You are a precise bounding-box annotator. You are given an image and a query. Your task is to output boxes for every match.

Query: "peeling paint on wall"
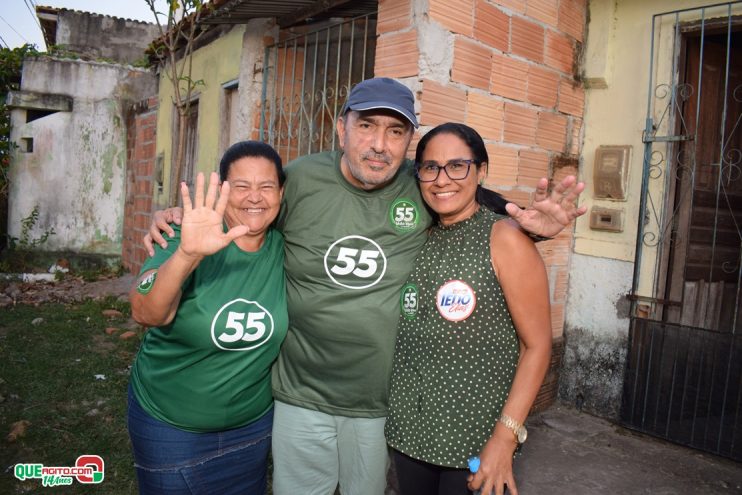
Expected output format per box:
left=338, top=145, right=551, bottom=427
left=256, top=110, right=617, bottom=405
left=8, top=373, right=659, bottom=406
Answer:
left=7, top=57, right=156, bottom=254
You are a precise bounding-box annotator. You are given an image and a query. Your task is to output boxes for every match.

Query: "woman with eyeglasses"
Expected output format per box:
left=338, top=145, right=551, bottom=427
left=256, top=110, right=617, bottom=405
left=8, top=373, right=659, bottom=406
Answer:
left=384, top=123, right=552, bottom=495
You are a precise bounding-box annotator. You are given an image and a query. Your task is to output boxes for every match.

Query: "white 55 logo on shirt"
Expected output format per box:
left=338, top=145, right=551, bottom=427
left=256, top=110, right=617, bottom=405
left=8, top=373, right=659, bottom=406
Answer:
left=211, top=299, right=274, bottom=351
left=324, top=235, right=388, bottom=290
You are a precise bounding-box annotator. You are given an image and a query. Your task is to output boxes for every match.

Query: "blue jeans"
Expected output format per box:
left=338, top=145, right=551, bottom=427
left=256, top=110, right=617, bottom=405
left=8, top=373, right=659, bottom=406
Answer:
left=127, top=386, right=272, bottom=495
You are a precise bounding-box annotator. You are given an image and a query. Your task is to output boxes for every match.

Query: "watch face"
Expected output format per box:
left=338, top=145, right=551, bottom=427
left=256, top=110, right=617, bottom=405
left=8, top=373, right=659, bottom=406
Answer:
left=517, top=427, right=528, bottom=444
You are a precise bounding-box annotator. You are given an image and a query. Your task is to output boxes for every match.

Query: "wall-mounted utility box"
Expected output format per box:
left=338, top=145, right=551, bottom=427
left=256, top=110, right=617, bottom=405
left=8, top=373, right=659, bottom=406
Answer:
left=589, top=206, right=623, bottom=232
left=594, top=145, right=631, bottom=200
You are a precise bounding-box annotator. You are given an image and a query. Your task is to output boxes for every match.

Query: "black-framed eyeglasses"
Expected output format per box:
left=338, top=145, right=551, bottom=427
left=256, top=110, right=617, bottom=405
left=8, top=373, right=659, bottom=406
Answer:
left=415, top=159, right=476, bottom=182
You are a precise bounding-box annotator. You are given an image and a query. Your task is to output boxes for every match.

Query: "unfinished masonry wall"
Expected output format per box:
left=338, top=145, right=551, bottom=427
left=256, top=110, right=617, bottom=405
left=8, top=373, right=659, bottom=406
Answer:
left=376, top=0, right=587, bottom=410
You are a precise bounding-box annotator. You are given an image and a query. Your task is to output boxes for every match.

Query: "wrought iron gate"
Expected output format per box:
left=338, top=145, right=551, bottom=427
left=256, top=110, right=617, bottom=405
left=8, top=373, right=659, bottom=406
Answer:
left=260, top=14, right=376, bottom=162
left=622, top=2, right=742, bottom=461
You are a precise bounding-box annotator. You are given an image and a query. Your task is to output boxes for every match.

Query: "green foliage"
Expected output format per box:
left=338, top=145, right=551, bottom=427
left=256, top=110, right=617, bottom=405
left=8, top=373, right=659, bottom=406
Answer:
left=1, top=206, right=56, bottom=272
left=0, top=44, right=39, bottom=198
left=7, top=205, right=56, bottom=251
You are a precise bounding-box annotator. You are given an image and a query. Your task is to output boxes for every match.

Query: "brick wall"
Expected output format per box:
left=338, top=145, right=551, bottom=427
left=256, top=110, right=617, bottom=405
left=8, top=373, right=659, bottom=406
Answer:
left=122, top=97, right=159, bottom=276
left=377, top=0, right=587, bottom=410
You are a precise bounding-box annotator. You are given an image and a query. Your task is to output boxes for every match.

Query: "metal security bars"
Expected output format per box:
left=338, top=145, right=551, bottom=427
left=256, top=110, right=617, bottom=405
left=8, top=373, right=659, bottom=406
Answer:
left=260, top=14, right=376, bottom=162
left=622, top=2, right=742, bottom=461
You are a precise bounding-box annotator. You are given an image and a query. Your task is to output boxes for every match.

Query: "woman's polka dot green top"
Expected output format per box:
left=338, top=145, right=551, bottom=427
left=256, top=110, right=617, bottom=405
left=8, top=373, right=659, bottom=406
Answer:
left=385, top=207, right=520, bottom=468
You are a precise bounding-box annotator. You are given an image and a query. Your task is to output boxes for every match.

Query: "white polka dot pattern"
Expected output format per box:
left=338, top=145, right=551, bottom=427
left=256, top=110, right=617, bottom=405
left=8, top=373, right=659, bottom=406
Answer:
left=385, top=208, right=520, bottom=468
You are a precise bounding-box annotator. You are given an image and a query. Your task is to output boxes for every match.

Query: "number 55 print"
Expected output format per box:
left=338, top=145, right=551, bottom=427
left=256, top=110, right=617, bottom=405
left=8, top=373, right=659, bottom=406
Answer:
left=211, top=299, right=275, bottom=350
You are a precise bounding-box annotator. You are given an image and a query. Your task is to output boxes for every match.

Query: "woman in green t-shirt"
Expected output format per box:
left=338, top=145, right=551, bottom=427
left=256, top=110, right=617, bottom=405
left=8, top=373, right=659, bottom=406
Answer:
left=385, top=123, right=552, bottom=495
left=127, top=141, right=289, bottom=495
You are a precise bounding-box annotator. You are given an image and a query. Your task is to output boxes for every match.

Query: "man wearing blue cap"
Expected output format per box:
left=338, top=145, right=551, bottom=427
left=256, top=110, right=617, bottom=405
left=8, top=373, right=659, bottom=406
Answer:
left=145, top=77, right=584, bottom=494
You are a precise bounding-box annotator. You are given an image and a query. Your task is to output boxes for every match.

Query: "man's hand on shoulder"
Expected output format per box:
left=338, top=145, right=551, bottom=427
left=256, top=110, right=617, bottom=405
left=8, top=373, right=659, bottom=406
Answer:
left=144, top=207, right=184, bottom=256
left=505, top=176, right=587, bottom=239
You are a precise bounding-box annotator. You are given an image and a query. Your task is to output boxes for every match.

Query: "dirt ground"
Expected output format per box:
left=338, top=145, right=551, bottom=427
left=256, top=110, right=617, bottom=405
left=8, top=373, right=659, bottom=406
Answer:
left=0, top=273, right=135, bottom=306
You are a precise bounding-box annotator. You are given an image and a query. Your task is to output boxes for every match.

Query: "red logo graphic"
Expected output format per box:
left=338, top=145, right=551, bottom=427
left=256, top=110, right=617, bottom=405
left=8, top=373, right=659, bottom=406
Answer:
left=75, top=455, right=104, bottom=484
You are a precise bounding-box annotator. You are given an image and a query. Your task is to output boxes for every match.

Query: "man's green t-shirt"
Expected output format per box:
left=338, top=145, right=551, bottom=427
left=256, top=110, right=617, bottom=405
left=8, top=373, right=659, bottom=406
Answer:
left=130, top=226, right=288, bottom=432
left=271, top=150, right=433, bottom=417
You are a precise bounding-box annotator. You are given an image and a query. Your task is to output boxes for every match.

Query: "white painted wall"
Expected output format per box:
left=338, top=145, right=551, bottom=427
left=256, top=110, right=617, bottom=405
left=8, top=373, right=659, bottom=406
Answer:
left=8, top=57, right=155, bottom=254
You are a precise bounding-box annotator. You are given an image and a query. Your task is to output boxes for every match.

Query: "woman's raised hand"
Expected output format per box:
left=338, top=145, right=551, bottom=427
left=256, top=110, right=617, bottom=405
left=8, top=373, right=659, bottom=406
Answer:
left=178, top=172, right=249, bottom=259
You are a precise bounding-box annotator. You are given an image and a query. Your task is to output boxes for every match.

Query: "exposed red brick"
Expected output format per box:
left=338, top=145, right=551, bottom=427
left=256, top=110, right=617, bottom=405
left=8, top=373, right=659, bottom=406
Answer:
left=558, top=78, right=585, bottom=116
left=420, top=79, right=467, bottom=126
left=552, top=266, right=569, bottom=304
left=124, top=99, right=158, bottom=275
left=491, top=52, right=528, bottom=102
left=549, top=299, right=566, bottom=335
left=537, top=239, right=570, bottom=266
left=545, top=30, right=574, bottom=74
left=503, top=103, right=538, bottom=146
left=558, top=0, right=586, bottom=42
left=452, top=37, right=492, bottom=90
left=493, top=0, right=526, bottom=14
left=485, top=143, right=518, bottom=186
left=377, top=0, right=412, bottom=34
left=407, top=131, right=423, bottom=160
left=375, top=30, right=419, bottom=78
left=526, top=0, right=559, bottom=27
left=474, top=0, right=509, bottom=52
left=492, top=187, right=530, bottom=207
left=536, top=111, right=568, bottom=152
left=430, top=0, right=475, bottom=36
left=527, top=65, right=559, bottom=108
left=466, top=91, right=504, bottom=140
left=518, top=149, right=549, bottom=187
left=511, top=16, right=544, bottom=63
left=552, top=157, right=578, bottom=180
left=569, top=117, right=583, bottom=155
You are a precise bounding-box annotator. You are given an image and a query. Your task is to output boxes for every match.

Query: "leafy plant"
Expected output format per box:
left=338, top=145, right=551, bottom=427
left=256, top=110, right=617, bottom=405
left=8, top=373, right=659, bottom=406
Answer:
left=7, top=205, right=56, bottom=250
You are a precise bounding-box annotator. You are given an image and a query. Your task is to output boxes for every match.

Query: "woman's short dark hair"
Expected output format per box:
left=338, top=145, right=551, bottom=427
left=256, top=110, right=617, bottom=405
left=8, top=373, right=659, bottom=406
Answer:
left=219, top=141, right=286, bottom=186
left=414, top=122, right=508, bottom=214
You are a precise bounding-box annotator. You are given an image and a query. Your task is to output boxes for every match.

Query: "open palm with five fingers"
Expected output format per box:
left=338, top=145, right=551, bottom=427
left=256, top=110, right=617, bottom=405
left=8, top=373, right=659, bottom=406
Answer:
left=504, top=175, right=587, bottom=238
left=178, top=172, right=249, bottom=259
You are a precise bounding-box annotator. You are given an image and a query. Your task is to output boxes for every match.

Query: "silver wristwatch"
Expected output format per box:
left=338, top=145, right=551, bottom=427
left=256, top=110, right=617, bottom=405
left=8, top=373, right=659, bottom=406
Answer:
left=499, top=414, right=528, bottom=444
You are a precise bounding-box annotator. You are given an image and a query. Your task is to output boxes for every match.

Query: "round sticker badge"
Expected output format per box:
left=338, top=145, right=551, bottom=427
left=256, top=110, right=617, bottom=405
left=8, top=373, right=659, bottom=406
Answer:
left=436, top=280, right=476, bottom=322
left=389, top=198, right=419, bottom=232
left=136, top=271, right=157, bottom=294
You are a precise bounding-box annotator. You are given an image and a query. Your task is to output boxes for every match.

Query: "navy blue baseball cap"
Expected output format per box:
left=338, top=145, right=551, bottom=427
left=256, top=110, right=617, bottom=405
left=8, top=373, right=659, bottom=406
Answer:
left=341, top=77, right=418, bottom=128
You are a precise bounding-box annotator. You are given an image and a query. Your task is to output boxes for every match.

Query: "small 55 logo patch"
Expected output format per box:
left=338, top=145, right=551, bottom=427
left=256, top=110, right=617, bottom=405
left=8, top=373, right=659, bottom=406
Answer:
left=400, top=284, right=419, bottom=319
left=389, top=199, right=419, bottom=232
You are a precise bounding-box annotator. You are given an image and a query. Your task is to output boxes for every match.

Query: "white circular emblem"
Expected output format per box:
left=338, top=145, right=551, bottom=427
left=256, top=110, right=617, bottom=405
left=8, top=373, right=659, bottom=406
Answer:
left=211, top=298, right=274, bottom=351
left=324, top=235, right=387, bottom=290
left=435, top=280, right=476, bottom=322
